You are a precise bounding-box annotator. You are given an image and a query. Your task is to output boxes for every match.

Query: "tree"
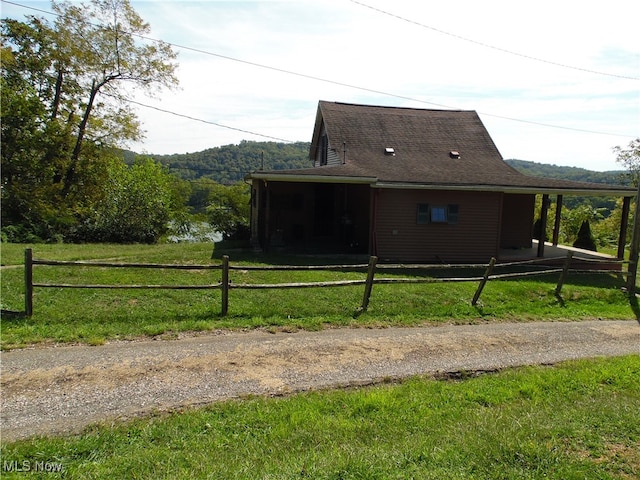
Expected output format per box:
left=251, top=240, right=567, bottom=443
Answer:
left=573, top=220, right=597, bottom=251
left=187, top=178, right=220, bottom=215
left=589, top=195, right=639, bottom=250
left=206, top=183, right=251, bottom=240
left=1, top=0, right=178, bottom=241
left=73, top=157, right=188, bottom=243
left=563, top=203, right=605, bottom=244
left=615, top=138, right=640, bottom=294
left=51, top=0, right=178, bottom=195
left=614, top=138, right=640, bottom=185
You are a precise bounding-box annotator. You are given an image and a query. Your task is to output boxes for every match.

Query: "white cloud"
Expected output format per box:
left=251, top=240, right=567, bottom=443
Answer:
left=3, top=0, right=638, bottom=170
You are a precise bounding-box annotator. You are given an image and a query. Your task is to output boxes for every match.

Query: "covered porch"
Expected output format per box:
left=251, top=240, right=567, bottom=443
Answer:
left=513, top=191, right=635, bottom=270
left=248, top=174, right=636, bottom=265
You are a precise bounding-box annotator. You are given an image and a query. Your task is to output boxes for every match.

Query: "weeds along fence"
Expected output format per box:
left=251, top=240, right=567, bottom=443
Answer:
left=23, top=248, right=628, bottom=317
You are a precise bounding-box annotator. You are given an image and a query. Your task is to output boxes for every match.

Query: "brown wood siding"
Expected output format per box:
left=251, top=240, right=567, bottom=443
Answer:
left=250, top=180, right=262, bottom=248
left=313, top=124, right=343, bottom=167
left=313, top=124, right=327, bottom=167
left=327, top=148, right=341, bottom=166
left=500, top=193, right=535, bottom=249
left=374, top=189, right=502, bottom=263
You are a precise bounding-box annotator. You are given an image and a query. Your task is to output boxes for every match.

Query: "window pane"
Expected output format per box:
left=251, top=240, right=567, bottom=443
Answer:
left=448, top=204, right=459, bottom=224
left=417, top=203, right=429, bottom=224
left=431, top=206, right=447, bottom=223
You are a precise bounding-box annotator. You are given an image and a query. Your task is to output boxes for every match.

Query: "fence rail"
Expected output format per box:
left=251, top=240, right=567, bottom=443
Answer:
left=23, top=248, right=628, bottom=317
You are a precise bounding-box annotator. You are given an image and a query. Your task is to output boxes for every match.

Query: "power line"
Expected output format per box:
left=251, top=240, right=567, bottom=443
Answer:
left=7, top=0, right=636, bottom=82
left=126, top=99, right=297, bottom=143
left=2, top=0, right=636, bottom=140
left=349, top=0, right=640, bottom=81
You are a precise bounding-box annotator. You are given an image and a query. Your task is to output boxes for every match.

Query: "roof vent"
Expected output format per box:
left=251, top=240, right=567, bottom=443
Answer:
left=449, top=150, right=460, bottom=159
left=384, top=147, right=395, bottom=156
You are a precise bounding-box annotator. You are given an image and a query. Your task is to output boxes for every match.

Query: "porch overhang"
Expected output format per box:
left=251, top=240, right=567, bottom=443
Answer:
left=247, top=174, right=635, bottom=197
left=373, top=181, right=636, bottom=197
left=246, top=172, right=377, bottom=185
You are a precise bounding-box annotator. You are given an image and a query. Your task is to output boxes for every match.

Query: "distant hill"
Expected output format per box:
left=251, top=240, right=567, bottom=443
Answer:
left=149, top=141, right=311, bottom=184
left=505, top=159, right=631, bottom=213
left=505, top=159, right=630, bottom=186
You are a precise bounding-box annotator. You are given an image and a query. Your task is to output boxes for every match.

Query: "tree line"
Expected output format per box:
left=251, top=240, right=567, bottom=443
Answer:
left=149, top=140, right=311, bottom=184
left=505, top=159, right=629, bottom=185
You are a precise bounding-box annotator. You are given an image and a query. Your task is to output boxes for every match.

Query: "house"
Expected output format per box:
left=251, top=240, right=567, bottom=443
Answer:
left=246, top=101, right=636, bottom=263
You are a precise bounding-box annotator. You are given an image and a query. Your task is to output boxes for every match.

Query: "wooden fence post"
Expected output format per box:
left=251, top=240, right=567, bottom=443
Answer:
left=472, top=257, right=496, bottom=306
left=25, top=248, right=33, bottom=316
left=555, top=250, right=573, bottom=296
left=221, top=255, right=230, bottom=316
left=359, top=255, right=378, bottom=313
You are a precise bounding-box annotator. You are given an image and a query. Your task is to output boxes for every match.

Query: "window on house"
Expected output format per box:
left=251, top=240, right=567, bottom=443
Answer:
left=447, top=204, right=459, bottom=224
left=431, top=206, right=447, bottom=223
left=320, top=134, right=328, bottom=166
left=416, top=203, right=429, bottom=224
left=416, top=203, right=459, bottom=224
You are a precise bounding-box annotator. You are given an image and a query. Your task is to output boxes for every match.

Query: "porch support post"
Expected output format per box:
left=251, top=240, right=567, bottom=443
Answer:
left=627, top=185, right=640, bottom=296
left=264, top=183, right=271, bottom=253
left=25, top=248, right=33, bottom=316
left=369, top=189, right=379, bottom=256
left=552, top=194, right=563, bottom=246
left=250, top=182, right=260, bottom=251
left=617, top=196, right=631, bottom=260
left=537, top=194, right=550, bottom=258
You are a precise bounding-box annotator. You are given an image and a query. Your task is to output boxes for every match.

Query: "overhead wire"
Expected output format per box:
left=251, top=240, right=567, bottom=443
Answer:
left=125, top=98, right=297, bottom=143
left=1, top=0, right=636, bottom=142
left=348, top=0, right=640, bottom=81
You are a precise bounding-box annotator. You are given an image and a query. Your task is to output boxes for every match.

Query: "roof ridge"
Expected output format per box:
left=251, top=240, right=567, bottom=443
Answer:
left=321, top=100, right=474, bottom=114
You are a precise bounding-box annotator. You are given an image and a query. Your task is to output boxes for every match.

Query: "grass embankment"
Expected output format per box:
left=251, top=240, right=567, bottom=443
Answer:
left=1, top=242, right=636, bottom=348
left=1, top=356, right=638, bottom=479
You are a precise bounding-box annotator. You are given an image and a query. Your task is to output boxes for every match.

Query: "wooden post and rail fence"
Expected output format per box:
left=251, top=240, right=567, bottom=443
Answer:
left=23, top=248, right=628, bottom=317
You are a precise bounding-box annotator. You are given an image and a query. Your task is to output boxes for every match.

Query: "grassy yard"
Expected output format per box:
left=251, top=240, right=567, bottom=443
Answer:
left=1, top=242, right=637, bottom=349
left=1, top=355, right=638, bottom=479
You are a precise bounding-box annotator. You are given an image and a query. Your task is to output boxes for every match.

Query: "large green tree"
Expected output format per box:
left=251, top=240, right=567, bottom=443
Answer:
left=1, top=0, right=178, bottom=241
left=206, top=183, right=251, bottom=240
left=74, top=157, right=187, bottom=243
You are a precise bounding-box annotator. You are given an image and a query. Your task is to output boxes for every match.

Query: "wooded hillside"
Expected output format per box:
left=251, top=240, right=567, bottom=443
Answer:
left=144, top=141, right=630, bottom=186
left=505, top=159, right=629, bottom=185
left=150, top=141, right=311, bottom=183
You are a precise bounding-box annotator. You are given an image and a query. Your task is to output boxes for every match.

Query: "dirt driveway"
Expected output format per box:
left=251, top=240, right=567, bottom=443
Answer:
left=1, top=320, right=639, bottom=442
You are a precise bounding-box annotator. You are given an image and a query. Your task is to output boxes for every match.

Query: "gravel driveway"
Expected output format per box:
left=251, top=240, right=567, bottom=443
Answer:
left=1, top=320, right=639, bottom=442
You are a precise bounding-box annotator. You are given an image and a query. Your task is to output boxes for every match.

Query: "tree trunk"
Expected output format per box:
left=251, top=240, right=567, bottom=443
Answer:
left=50, top=67, right=63, bottom=121
left=61, top=79, right=99, bottom=196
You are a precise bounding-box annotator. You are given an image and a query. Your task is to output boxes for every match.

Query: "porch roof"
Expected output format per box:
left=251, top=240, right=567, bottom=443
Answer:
left=248, top=168, right=636, bottom=196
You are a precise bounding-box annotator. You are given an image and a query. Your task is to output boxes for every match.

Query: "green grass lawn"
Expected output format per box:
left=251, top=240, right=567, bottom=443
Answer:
left=1, top=242, right=637, bottom=348
left=2, top=244, right=638, bottom=478
left=1, top=355, right=638, bottom=479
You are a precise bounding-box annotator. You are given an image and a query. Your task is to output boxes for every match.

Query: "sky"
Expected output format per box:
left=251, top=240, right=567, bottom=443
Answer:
left=2, top=0, right=639, bottom=171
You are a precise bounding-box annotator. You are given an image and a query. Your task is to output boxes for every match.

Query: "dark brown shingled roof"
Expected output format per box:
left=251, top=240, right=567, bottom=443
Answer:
left=249, top=101, right=634, bottom=195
